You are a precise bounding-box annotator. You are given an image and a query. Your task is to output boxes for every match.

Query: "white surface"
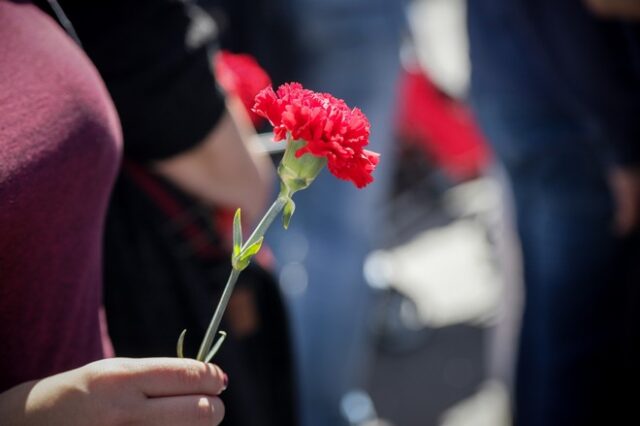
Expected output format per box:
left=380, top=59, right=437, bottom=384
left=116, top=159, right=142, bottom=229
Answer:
left=251, top=132, right=286, bottom=154
left=383, top=218, right=500, bottom=327
left=407, top=0, right=470, bottom=98
left=439, top=380, right=511, bottom=426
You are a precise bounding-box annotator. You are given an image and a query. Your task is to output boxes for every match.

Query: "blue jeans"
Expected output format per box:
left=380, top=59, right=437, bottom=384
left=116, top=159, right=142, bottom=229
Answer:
left=472, top=95, right=634, bottom=425
left=267, top=2, right=403, bottom=425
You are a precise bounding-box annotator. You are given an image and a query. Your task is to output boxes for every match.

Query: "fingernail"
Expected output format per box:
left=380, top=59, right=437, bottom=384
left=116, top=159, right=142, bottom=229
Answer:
left=222, top=372, right=228, bottom=391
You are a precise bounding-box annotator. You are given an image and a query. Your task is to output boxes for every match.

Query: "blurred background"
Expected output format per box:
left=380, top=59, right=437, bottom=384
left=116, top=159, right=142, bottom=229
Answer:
left=252, top=0, right=515, bottom=424
left=211, top=0, right=517, bottom=424
left=57, top=0, right=638, bottom=424
left=354, top=1, right=512, bottom=424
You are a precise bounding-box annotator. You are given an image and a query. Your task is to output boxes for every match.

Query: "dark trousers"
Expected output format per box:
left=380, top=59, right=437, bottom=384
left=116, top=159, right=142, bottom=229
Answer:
left=472, top=95, right=639, bottom=426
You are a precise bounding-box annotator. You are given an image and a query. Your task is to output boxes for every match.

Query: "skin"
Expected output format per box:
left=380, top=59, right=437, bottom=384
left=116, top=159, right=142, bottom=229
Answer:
left=610, top=166, right=640, bottom=236
left=153, top=96, right=275, bottom=226
left=0, top=358, right=227, bottom=426
left=584, top=0, right=640, bottom=19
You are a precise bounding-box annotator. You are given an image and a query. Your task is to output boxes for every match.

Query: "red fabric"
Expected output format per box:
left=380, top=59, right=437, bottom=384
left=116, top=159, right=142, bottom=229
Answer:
left=214, top=51, right=271, bottom=126
left=123, top=160, right=226, bottom=259
left=396, top=68, right=489, bottom=180
left=0, top=2, right=122, bottom=391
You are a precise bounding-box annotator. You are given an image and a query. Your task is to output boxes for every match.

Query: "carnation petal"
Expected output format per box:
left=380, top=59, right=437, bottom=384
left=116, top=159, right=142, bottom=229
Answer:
left=254, top=81, right=380, bottom=188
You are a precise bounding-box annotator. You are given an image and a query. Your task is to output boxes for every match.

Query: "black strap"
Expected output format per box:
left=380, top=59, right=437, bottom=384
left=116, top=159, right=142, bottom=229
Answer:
left=36, top=0, right=83, bottom=47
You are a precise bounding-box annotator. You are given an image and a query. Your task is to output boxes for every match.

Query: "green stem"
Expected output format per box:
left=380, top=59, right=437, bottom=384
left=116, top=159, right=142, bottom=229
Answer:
left=244, top=195, right=288, bottom=249
left=196, top=268, right=240, bottom=361
left=195, top=195, right=288, bottom=361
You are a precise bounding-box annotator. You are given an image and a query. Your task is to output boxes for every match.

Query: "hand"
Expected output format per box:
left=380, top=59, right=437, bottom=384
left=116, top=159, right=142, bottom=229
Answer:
left=0, top=357, right=227, bottom=426
left=609, top=166, right=640, bottom=236
left=584, top=0, right=640, bottom=19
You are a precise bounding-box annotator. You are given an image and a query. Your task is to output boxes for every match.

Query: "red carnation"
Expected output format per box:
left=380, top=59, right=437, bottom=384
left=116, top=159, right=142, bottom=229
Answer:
left=184, top=83, right=381, bottom=363
left=214, top=51, right=271, bottom=126
left=252, top=82, right=379, bottom=188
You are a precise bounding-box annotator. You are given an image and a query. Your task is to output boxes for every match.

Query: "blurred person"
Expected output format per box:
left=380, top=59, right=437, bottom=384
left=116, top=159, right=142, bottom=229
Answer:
left=467, top=1, right=640, bottom=424
left=0, top=1, right=227, bottom=424
left=198, top=0, right=297, bottom=89
left=51, top=1, right=296, bottom=425
left=264, top=1, right=407, bottom=425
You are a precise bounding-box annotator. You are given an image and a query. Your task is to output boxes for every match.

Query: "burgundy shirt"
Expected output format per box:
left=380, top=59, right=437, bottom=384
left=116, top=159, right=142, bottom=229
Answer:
left=0, top=1, right=122, bottom=391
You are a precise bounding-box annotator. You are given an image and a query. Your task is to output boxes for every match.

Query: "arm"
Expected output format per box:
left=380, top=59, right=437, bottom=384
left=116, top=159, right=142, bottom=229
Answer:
left=549, top=3, right=640, bottom=234
left=59, top=1, right=275, bottom=225
left=152, top=96, right=274, bottom=225
left=0, top=358, right=226, bottom=426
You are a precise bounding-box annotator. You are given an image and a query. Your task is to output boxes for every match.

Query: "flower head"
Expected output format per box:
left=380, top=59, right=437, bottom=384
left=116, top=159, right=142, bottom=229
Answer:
left=252, top=83, right=379, bottom=188
left=214, top=51, right=271, bottom=126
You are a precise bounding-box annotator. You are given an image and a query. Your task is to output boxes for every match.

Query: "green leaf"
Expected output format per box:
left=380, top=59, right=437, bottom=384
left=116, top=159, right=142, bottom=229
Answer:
left=282, top=198, right=295, bottom=229
left=204, top=331, right=228, bottom=363
left=232, top=208, right=242, bottom=258
left=241, top=236, right=264, bottom=261
left=176, top=329, right=187, bottom=358
left=232, top=236, right=264, bottom=271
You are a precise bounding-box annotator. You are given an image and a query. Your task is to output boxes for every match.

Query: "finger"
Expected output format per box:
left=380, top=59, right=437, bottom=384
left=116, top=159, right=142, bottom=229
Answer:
left=124, top=358, right=227, bottom=398
left=141, top=395, right=225, bottom=426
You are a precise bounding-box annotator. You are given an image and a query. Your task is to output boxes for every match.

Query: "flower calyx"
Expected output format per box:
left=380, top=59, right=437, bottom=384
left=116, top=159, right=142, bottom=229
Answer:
left=277, top=136, right=327, bottom=229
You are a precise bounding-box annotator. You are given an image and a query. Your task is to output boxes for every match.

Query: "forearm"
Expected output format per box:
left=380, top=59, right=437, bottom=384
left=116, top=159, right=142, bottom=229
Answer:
left=0, top=369, right=86, bottom=426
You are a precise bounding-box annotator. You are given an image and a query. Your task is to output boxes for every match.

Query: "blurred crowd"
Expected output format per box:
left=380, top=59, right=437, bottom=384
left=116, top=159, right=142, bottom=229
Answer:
left=1, top=0, right=639, bottom=425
